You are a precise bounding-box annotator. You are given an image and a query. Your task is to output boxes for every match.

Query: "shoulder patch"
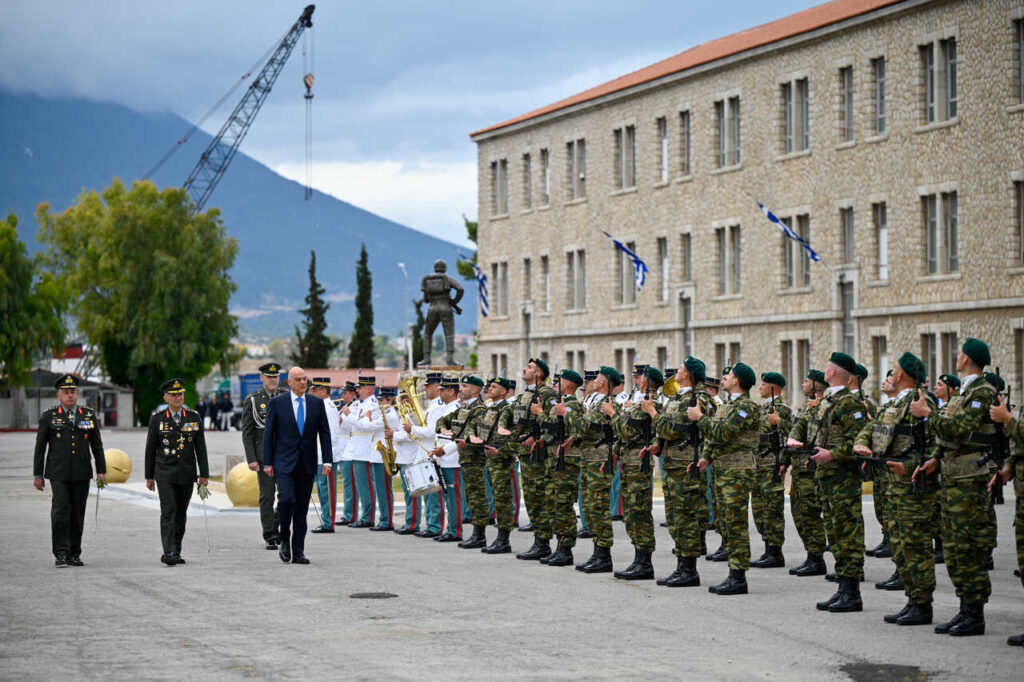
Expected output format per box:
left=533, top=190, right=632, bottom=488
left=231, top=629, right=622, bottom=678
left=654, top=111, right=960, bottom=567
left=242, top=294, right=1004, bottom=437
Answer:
left=853, top=412, right=863, bottom=420
left=738, top=410, right=748, bottom=418
left=970, top=401, right=981, bottom=409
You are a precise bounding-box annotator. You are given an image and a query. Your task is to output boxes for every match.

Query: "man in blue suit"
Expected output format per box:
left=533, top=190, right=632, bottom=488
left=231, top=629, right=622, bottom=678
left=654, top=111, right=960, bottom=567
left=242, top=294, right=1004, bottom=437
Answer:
left=263, top=366, right=333, bottom=564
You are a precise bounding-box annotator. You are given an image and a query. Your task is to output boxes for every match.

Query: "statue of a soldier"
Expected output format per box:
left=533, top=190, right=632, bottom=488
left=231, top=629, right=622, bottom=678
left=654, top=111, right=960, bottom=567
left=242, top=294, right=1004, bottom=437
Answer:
left=421, top=260, right=464, bottom=366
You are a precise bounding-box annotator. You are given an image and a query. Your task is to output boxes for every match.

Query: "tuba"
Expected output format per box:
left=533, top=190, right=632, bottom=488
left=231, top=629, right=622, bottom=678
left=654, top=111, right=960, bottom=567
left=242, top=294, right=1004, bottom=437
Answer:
left=397, top=376, right=427, bottom=427
left=663, top=375, right=681, bottom=397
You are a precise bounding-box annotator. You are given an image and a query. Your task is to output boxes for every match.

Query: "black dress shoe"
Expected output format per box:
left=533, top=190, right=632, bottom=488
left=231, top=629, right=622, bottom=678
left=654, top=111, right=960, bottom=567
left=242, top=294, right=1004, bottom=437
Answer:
left=369, top=525, right=393, bottom=532
left=517, top=523, right=535, bottom=533
left=897, top=602, right=933, bottom=625
left=415, top=530, right=439, bottom=538
left=292, top=554, right=310, bottom=564
left=935, top=600, right=966, bottom=634
left=706, top=546, right=729, bottom=562
left=336, top=519, right=350, bottom=526
left=458, top=526, right=487, bottom=549
left=1007, top=633, right=1024, bottom=646
left=611, top=515, right=624, bottom=522
left=161, top=553, right=177, bottom=566
left=174, top=554, right=186, bottom=565
left=350, top=521, right=371, bottom=528
left=311, top=525, right=334, bottom=534
left=816, top=587, right=843, bottom=611
left=436, top=533, right=462, bottom=543
left=266, top=540, right=279, bottom=550
left=884, top=600, right=914, bottom=624
left=54, top=556, right=68, bottom=568
left=577, top=529, right=595, bottom=539
left=67, top=556, right=84, bottom=567
left=394, top=527, right=417, bottom=535
left=279, top=546, right=292, bottom=563
left=659, top=521, right=668, bottom=527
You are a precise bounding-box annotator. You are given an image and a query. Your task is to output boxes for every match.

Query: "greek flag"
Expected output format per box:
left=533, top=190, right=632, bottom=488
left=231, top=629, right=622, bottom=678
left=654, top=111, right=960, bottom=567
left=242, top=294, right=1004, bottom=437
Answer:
left=459, top=256, right=489, bottom=317
left=602, top=231, right=648, bottom=291
left=756, top=200, right=821, bottom=263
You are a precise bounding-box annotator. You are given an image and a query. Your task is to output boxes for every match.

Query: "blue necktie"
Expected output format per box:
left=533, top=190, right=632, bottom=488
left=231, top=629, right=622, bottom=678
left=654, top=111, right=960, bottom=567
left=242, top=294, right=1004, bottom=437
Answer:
left=297, top=397, right=305, bottom=435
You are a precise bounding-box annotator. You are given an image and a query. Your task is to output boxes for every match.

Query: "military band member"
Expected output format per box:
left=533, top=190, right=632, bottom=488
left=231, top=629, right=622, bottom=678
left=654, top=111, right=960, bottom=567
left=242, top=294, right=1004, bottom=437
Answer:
left=653, top=357, right=714, bottom=587
left=750, top=372, right=792, bottom=569
left=431, top=377, right=465, bottom=542
left=310, top=377, right=341, bottom=533
left=241, top=363, right=284, bottom=548
left=512, top=359, right=558, bottom=560
left=403, top=372, right=446, bottom=537
left=388, top=390, right=427, bottom=535
left=472, top=377, right=515, bottom=553
left=335, top=381, right=358, bottom=525
left=437, top=376, right=488, bottom=548
left=33, top=374, right=106, bottom=567
left=784, top=369, right=829, bottom=577
left=144, top=378, right=209, bottom=566
left=909, top=338, right=997, bottom=636
left=689, top=363, right=761, bottom=595
left=788, top=352, right=867, bottom=612
left=341, top=377, right=378, bottom=528
left=989, top=392, right=1024, bottom=646
left=539, top=369, right=583, bottom=566
left=362, top=386, right=398, bottom=531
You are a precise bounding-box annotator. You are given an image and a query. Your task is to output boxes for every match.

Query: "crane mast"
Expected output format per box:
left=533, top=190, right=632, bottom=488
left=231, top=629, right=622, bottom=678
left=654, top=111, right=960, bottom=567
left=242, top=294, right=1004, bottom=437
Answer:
left=183, top=4, right=314, bottom=212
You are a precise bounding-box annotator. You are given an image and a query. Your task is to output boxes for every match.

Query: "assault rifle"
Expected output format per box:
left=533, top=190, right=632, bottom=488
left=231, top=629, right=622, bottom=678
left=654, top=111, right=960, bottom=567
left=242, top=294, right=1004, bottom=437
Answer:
left=855, top=454, right=903, bottom=472
left=762, top=386, right=782, bottom=485
left=639, top=388, right=654, bottom=474
left=901, top=389, right=936, bottom=496
left=554, top=384, right=568, bottom=472
left=976, top=369, right=1011, bottom=507
left=598, top=394, right=616, bottom=476
left=687, top=389, right=703, bottom=481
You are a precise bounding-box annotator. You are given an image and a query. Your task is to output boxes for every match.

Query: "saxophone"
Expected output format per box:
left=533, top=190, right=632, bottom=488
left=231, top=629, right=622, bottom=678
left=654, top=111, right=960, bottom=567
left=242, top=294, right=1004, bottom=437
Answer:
left=376, top=405, right=400, bottom=476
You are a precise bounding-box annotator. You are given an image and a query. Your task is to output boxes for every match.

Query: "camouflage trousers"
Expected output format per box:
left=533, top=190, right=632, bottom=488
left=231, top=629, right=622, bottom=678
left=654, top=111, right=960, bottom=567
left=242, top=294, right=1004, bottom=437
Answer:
left=817, top=469, right=865, bottom=580
left=751, top=466, right=785, bottom=547
left=931, top=495, right=943, bottom=541
left=663, top=460, right=704, bottom=557
left=520, top=452, right=552, bottom=539
left=620, top=463, right=655, bottom=553
left=872, top=475, right=890, bottom=537
left=714, top=467, right=758, bottom=571
left=790, top=472, right=827, bottom=555
left=941, top=477, right=992, bottom=604
left=888, top=483, right=937, bottom=604
left=487, top=451, right=517, bottom=532
left=546, top=454, right=581, bottom=547
left=1016, top=489, right=1024, bottom=584
left=460, top=453, right=490, bottom=529
left=581, top=459, right=613, bottom=548
left=711, top=467, right=726, bottom=540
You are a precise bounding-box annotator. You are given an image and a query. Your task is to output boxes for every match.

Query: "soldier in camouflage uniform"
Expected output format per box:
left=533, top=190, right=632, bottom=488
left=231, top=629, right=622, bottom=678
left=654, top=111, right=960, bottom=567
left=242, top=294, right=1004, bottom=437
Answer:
left=989, top=391, right=1024, bottom=646
left=911, top=338, right=997, bottom=636
left=572, top=366, right=622, bottom=573
left=788, top=352, right=868, bottom=613
left=867, top=369, right=898, bottom=566
left=538, top=369, right=584, bottom=566
left=750, top=372, right=792, bottom=569
left=854, top=352, right=938, bottom=626
left=931, top=373, right=961, bottom=565
left=689, top=363, right=761, bottom=595
left=436, top=376, right=488, bottom=549
left=609, top=366, right=664, bottom=580
left=652, top=356, right=715, bottom=587
left=472, top=378, right=515, bottom=554
left=783, top=369, right=829, bottom=577
left=510, top=359, right=558, bottom=561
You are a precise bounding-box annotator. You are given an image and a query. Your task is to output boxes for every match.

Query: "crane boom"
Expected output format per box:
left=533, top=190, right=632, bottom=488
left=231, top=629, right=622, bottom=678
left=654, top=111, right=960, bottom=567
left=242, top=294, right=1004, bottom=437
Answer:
left=183, top=4, right=314, bottom=212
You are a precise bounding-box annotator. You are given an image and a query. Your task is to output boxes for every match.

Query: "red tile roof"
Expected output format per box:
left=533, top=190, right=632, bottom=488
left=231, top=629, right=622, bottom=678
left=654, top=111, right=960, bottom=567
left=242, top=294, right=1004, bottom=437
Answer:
left=471, top=0, right=906, bottom=138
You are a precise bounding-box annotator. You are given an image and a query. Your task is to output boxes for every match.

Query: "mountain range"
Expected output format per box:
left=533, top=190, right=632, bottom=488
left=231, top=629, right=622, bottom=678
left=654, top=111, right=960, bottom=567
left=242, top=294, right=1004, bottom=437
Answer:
left=0, top=90, right=475, bottom=340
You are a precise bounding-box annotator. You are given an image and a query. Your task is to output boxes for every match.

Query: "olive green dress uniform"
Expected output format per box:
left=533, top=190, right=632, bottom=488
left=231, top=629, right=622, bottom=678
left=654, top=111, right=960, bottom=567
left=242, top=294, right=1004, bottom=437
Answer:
left=241, top=378, right=285, bottom=545
left=144, top=381, right=210, bottom=561
left=33, top=375, right=106, bottom=563
left=752, top=391, right=792, bottom=560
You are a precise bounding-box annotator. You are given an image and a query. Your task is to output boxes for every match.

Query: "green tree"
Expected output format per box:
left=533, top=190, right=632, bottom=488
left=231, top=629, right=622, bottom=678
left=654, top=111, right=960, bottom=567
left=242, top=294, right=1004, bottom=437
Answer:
left=454, top=214, right=478, bottom=281
left=291, top=250, right=339, bottom=367
left=346, top=243, right=375, bottom=368
left=0, top=213, right=67, bottom=427
left=37, top=179, right=238, bottom=421
left=410, top=297, right=426, bottom=366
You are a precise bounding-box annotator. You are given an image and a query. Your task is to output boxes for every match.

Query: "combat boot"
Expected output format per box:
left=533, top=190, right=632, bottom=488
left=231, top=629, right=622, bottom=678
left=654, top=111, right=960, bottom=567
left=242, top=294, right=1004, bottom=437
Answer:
left=884, top=599, right=914, bottom=624
left=751, top=541, right=771, bottom=565
left=794, top=554, right=827, bottom=577
left=458, top=525, right=487, bottom=549
left=660, top=556, right=700, bottom=587
left=615, top=550, right=654, bottom=580
left=897, top=601, right=933, bottom=626
left=934, top=599, right=966, bottom=634
left=948, top=602, right=985, bottom=637
left=933, top=537, right=944, bottom=564
left=709, top=568, right=747, bottom=595
left=1007, top=633, right=1024, bottom=646
left=867, top=534, right=890, bottom=557
left=828, top=577, right=863, bottom=612
left=545, top=544, right=574, bottom=567
left=700, top=531, right=707, bottom=556
left=614, top=548, right=641, bottom=578
left=481, top=528, right=511, bottom=554
left=816, top=584, right=844, bottom=611
left=706, top=538, right=728, bottom=562
left=578, top=545, right=613, bottom=573
left=750, top=544, right=784, bottom=569
left=515, top=535, right=551, bottom=560
left=875, top=571, right=904, bottom=591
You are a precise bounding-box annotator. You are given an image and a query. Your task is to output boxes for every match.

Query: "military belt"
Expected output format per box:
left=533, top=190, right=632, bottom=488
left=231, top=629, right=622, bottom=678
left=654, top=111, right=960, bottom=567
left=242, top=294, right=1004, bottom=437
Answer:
left=942, top=452, right=988, bottom=479
left=891, top=424, right=914, bottom=436
left=966, top=431, right=998, bottom=446
left=712, top=451, right=757, bottom=471
left=578, top=446, right=608, bottom=463
left=619, top=447, right=647, bottom=467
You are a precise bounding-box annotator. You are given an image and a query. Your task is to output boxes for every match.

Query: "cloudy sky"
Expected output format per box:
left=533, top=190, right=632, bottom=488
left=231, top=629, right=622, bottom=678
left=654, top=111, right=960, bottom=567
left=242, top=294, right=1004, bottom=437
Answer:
left=1, top=0, right=818, bottom=245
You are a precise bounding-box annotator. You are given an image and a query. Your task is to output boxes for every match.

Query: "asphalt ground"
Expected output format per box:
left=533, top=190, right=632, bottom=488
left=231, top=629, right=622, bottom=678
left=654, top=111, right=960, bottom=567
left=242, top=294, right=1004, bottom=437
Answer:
left=1, top=429, right=1021, bottom=681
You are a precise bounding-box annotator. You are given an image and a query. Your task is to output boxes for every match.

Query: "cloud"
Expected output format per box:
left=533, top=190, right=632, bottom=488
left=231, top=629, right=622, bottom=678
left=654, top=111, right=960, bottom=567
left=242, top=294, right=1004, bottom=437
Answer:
left=324, top=291, right=355, bottom=304
left=230, top=306, right=273, bottom=320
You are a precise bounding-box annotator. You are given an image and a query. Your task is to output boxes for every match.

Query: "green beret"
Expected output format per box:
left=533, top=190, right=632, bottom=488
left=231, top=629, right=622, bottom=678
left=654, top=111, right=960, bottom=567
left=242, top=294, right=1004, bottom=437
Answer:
left=599, top=366, right=622, bottom=387
left=54, top=373, right=80, bottom=390
left=854, top=364, right=868, bottom=380
left=962, top=337, right=990, bottom=368
left=721, top=365, right=733, bottom=376
left=807, top=369, right=826, bottom=384
left=529, top=358, right=550, bottom=379
left=938, top=373, right=960, bottom=390
left=490, top=376, right=513, bottom=391
left=643, top=366, right=664, bottom=387
left=829, top=352, right=858, bottom=374
left=559, top=369, right=583, bottom=387
left=761, top=371, right=786, bottom=388
left=684, top=356, right=706, bottom=382
left=898, top=352, right=926, bottom=382
left=985, top=372, right=1005, bottom=392
left=885, top=369, right=894, bottom=378
left=731, top=362, right=756, bottom=390
left=160, top=378, right=186, bottom=395
left=462, top=375, right=485, bottom=388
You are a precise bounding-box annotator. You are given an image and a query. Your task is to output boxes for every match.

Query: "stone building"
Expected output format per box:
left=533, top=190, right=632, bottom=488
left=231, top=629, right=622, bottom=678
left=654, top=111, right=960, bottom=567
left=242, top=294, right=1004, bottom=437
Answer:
left=470, top=0, right=1024, bottom=405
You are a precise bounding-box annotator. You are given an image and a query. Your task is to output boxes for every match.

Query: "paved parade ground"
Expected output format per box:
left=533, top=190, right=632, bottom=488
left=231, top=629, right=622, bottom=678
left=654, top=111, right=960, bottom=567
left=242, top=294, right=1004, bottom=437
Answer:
left=1, top=429, right=1021, bottom=681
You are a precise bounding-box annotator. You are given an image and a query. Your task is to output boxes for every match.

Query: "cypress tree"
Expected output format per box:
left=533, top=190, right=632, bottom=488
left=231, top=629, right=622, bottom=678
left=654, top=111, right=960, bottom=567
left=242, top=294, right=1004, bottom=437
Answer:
left=291, top=250, right=339, bottom=368
left=346, top=243, right=375, bottom=368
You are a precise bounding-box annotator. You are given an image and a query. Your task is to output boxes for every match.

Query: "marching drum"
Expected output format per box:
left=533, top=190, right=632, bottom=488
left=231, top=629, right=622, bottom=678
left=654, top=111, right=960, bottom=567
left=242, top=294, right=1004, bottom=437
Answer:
left=403, top=458, right=444, bottom=497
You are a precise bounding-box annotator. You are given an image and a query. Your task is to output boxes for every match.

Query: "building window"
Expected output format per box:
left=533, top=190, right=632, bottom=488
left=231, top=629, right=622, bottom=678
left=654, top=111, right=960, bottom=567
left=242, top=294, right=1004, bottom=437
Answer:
left=874, top=335, right=888, bottom=392
left=657, top=117, right=669, bottom=183
left=615, top=349, right=624, bottom=376
left=540, top=351, right=548, bottom=367
left=566, top=249, right=586, bottom=309
left=781, top=340, right=794, bottom=403
left=616, top=240, right=638, bottom=305
left=540, top=148, right=550, bottom=206
left=566, top=351, right=575, bottom=372
left=1017, top=20, right=1024, bottom=104
left=839, top=66, right=854, bottom=142
left=1016, top=181, right=1024, bottom=266
left=522, top=153, right=532, bottom=210
left=872, top=202, right=888, bottom=280
left=921, top=38, right=958, bottom=124
left=921, top=333, right=938, bottom=384
left=944, top=38, right=958, bottom=119
left=491, top=354, right=498, bottom=378
left=657, top=236, right=669, bottom=302
left=656, top=346, right=668, bottom=375
left=680, top=233, right=692, bottom=281
left=840, top=281, right=855, bottom=356
left=797, top=339, right=810, bottom=398
left=490, top=159, right=508, bottom=215
left=941, top=332, right=958, bottom=376
left=872, top=57, right=886, bottom=134
left=781, top=340, right=809, bottom=404
left=1016, top=328, right=1024, bottom=398
left=782, top=214, right=810, bottom=288
left=730, top=342, right=742, bottom=364
left=614, top=125, right=636, bottom=190
left=490, top=262, right=509, bottom=316
left=715, top=343, right=726, bottom=377
left=840, top=207, right=855, bottom=264
left=923, top=191, right=959, bottom=274
left=522, top=257, right=531, bottom=300
left=781, top=78, right=809, bottom=153
left=540, top=255, right=550, bottom=312
left=681, top=298, right=693, bottom=357
left=716, top=225, right=742, bottom=295
left=679, top=110, right=691, bottom=176
left=567, top=139, right=586, bottom=200
left=715, top=97, right=741, bottom=167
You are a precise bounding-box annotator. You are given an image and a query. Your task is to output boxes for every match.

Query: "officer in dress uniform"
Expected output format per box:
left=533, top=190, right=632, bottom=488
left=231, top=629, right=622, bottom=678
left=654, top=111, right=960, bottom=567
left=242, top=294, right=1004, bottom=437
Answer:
left=33, top=374, right=106, bottom=567
left=431, top=376, right=464, bottom=541
left=144, top=378, right=209, bottom=566
left=341, top=376, right=378, bottom=528
left=240, top=362, right=285, bottom=549
left=311, top=377, right=342, bottom=533
left=404, top=372, right=447, bottom=537
left=361, top=386, right=398, bottom=531
left=334, top=381, right=358, bottom=525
